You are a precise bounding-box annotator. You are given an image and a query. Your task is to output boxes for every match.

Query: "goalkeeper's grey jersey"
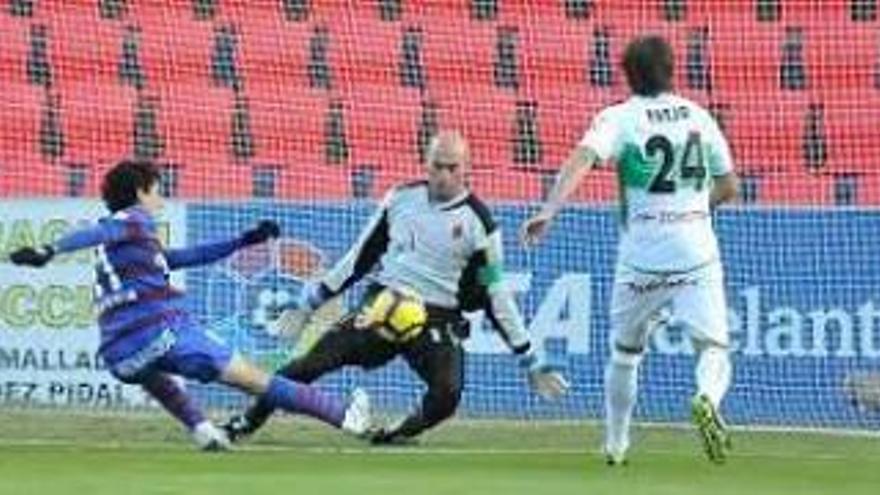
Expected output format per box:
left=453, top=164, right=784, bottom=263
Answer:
left=319, top=181, right=531, bottom=353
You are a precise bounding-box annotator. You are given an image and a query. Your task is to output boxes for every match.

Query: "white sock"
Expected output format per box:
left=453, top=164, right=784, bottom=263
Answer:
left=695, top=346, right=731, bottom=408
left=604, top=353, right=640, bottom=458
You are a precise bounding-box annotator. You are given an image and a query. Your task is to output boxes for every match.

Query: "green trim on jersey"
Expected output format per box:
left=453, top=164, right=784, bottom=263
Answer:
left=617, top=143, right=657, bottom=189
left=478, top=262, right=503, bottom=287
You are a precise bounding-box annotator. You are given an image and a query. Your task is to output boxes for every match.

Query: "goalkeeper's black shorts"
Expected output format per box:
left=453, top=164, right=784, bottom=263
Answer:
left=280, top=284, right=467, bottom=391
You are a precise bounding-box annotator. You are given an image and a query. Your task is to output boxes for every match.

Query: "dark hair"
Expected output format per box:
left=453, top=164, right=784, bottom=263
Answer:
left=623, top=35, right=674, bottom=97
left=101, top=160, right=161, bottom=213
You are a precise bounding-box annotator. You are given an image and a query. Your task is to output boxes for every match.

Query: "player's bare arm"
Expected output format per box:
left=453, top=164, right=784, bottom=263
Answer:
left=710, top=172, right=740, bottom=207
left=521, top=146, right=599, bottom=246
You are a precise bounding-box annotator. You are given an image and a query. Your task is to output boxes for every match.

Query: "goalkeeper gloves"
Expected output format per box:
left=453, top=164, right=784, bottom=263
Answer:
left=519, top=349, right=569, bottom=400
left=266, top=282, right=329, bottom=338
left=240, top=220, right=281, bottom=247
left=9, top=245, right=55, bottom=267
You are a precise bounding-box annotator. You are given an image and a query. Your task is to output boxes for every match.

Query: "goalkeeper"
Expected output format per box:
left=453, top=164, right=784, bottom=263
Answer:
left=8, top=160, right=372, bottom=450
left=224, top=131, right=569, bottom=445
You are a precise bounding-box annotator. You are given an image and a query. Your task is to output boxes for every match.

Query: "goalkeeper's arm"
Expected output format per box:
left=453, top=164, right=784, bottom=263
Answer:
left=315, top=191, right=392, bottom=299
left=469, top=225, right=569, bottom=400
left=268, top=194, right=391, bottom=334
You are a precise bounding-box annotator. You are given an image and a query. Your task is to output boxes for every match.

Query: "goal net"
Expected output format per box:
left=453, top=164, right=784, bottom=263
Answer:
left=1, top=0, right=879, bottom=435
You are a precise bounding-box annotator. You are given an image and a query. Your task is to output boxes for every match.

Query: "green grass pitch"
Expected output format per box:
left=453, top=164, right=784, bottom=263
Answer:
left=1, top=410, right=878, bottom=495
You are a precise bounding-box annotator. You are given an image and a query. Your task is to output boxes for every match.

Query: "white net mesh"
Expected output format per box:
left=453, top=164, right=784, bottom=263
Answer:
left=1, top=0, right=879, bottom=432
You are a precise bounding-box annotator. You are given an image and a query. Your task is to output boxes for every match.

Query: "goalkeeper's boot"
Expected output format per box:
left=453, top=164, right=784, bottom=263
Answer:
left=221, top=414, right=258, bottom=444
left=192, top=421, right=232, bottom=452
left=691, top=394, right=731, bottom=464
left=370, top=427, right=420, bottom=447
left=341, top=388, right=373, bottom=437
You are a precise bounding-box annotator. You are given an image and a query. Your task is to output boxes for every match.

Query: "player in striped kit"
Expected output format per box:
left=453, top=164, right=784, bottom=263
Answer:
left=8, top=160, right=372, bottom=450
left=223, top=131, right=568, bottom=445
left=522, top=36, right=740, bottom=464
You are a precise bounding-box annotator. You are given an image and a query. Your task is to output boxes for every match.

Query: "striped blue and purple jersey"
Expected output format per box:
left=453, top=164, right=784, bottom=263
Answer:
left=52, top=206, right=244, bottom=361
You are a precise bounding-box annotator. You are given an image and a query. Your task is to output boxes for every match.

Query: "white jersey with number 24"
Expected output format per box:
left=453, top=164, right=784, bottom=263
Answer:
left=579, top=92, right=734, bottom=273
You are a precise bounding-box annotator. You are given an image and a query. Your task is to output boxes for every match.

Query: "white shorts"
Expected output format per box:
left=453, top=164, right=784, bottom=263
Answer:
left=610, top=261, right=729, bottom=353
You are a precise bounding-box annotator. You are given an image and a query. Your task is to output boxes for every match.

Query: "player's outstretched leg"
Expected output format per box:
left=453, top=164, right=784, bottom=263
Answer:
left=220, top=354, right=373, bottom=436
left=140, top=372, right=231, bottom=451
left=223, top=317, right=394, bottom=442
left=692, top=344, right=732, bottom=464
left=604, top=346, right=642, bottom=466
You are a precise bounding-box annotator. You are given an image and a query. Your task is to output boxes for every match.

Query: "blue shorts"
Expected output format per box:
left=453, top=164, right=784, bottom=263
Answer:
left=103, top=315, right=234, bottom=384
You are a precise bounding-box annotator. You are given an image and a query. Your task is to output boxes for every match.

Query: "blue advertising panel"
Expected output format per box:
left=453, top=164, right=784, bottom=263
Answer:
left=185, top=202, right=880, bottom=429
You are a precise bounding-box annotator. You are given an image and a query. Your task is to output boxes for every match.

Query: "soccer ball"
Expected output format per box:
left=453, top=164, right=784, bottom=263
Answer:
left=360, top=287, right=427, bottom=343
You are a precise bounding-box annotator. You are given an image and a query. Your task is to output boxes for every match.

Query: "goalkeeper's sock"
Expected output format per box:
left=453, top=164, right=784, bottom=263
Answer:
left=262, top=376, right=346, bottom=428
left=141, top=373, right=205, bottom=430
left=604, top=354, right=640, bottom=459
left=696, top=346, right=731, bottom=409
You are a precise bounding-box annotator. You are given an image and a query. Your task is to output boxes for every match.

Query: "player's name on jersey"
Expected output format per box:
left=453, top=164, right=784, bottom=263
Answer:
left=0, top=346, right=106, bottom=371
left=645, top=105, right=691, bottom=124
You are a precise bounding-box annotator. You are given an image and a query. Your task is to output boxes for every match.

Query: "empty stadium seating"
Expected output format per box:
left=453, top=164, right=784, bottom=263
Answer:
left=0, top=1, right=877, bottom=204
left=758, top=172, right=836, bottom=205
left=245, top=83, right=327, bottom=172
left=0, top=12, right=30, bottom=85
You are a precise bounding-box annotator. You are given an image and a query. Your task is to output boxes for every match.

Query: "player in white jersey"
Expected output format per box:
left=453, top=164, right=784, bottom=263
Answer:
left=224, top=131, right=568, bottom=444
left=522, top=36, right=739, bottom=464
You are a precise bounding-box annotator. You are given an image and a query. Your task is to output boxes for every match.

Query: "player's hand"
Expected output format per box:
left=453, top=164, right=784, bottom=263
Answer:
left=266, top=282, right=326, bottom=337
left=9, top=245, right=55, bottom=267
left=267, top=306, right=315, bottom=338
left=241, top=220, right=281, bottom=246
left=520, top=210, right=555, bottom=247
left=520, top=351, right=569, bottom=400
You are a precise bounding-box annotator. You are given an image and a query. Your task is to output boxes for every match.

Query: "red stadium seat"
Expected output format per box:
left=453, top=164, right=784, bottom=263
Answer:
left=47, top=6, right=123, bottom=88
left=237, top=12, right=311, bottom=90
left=807, top=22, right=877, bottom=98
left=157, top=85, right=230, bottom=164
left=723, top=93, right=810, bottom=173
left=278, top=164, right=352, bottom=200
left=59, top=84, right=136, bottom=174
left=175, top=158, right=252, bottom=198
left=3, top=0, right=879, bottom=204
left=0, top=14, right=29, bottom=85
left=0, top=84, right=65, bottom=197
left=1, top=157, right=66, bottom=198
left=422, top=17, right=497, bottom=89
left=469, top=169, right=543, bottom=201
left=527, top=87, right=597, bottom=168
left=154, top=85, right=254, bottom=198
left=246, top=84, right=326, bottom=168
left=429, top=86, right=517, bottom=170
left=0, top=85, right=64, bottom=197
left=336, top=8, right=402, bottom=89
left=758, top=172, right=835, bottom=205
left=711, top=14, right=781, bottom=99
left=824, top=92, right=879, bottom=175
left=134, top=5, right=214, bottom=89
left=0, top=84, right=42, bottom=167
left=342, top=85, right=423, bottom=172
left=518, top=15, right=592, bottom=94
left=856, top=173, right=880, bottom=205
